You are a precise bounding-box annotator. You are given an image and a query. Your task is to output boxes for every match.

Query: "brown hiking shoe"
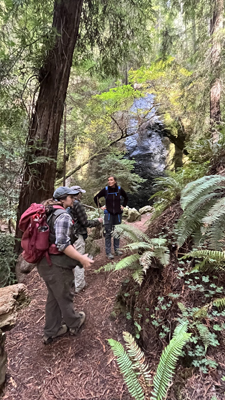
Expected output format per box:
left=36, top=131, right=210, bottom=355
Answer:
left=69, top=312, right=86, bottom=335
left=43, top=324, right=68, bottom=345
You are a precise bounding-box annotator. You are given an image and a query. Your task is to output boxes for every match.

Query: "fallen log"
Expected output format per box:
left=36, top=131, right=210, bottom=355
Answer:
left=0, top=283, right=28, bottom=329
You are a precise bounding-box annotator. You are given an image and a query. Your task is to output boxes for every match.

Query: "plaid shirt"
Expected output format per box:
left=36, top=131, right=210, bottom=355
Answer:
left=54, top=213, right=73, bottom=252
left=70, top=200, right=100, bottom=236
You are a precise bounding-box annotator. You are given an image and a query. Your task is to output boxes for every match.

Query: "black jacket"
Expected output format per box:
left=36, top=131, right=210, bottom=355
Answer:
left=94, top=185, right=128, bottom=215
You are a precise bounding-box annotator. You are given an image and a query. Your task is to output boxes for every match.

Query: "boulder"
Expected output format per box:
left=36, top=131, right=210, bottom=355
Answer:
left=121, top=207, right=129, bottom=218
left=0, top=330, right=7, bottom=390
left=0, top=283, right=28, bottom=329
left=139, top=205, right=153, bottom=215
left=15, top=254, right=36, bottom=282
left=127, top=208, right=141, bottom=222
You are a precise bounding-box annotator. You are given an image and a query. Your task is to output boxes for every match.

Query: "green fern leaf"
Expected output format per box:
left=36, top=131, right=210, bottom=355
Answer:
left=181, top=175, right=225, bottom=210
left=213, top=297, right=225, bottom=310
left=151, top=326, right=191, bottom=400
left=203, top=197, right=225, bottom=226
left=115, top=254, right=140, bottom=271
left=196, top=323, right=218, bottom=352
left=173, top=319, right=189, bottom=337
left=132, top=269, right=145, bottom=285
left=108, top=338, right=145, bottom=400
left=176, top=198, right=217, bottom=247
left=115, top=223, right=152, bottom=244
left=123, top=331, right=152, bottom=386
left=153, top=246, right=170, bottom=266
left=95, top=262, right=115, bottom=273
left=177, top=303, right=187, bottom=313
left=125, top=242, right=153, bottom=252
left=139, top=251, right=155, bottom=273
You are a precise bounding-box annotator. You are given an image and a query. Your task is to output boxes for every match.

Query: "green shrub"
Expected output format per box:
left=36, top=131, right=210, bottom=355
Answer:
left=0, top=233, right=17, bottom=287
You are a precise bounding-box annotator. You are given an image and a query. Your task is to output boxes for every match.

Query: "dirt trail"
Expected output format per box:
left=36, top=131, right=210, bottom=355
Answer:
left=2, top=214, right=150, bottom=400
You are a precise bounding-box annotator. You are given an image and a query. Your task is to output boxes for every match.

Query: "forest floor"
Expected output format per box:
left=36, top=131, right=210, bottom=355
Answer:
left=2, top=213, right=150, bottom=400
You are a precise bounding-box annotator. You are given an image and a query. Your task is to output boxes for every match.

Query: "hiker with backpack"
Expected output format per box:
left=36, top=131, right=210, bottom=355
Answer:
left=19, top=186, right=94, bottom=345
left=68, top=185, right=103, bottom=293
left=94, top=176, right=128, bottom=260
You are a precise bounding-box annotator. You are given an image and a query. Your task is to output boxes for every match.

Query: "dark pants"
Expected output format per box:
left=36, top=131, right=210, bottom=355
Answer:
left=104, top=212, right=121, bottom=255
left=37, top=255, right=82, bottom=337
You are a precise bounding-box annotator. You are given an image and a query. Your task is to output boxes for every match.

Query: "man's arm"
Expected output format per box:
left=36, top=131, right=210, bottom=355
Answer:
left=76, top=202, right=102, bottom=228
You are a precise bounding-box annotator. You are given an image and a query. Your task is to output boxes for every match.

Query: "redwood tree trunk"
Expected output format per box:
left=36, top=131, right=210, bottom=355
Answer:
left=16, top=0, right=83, bottom=250
left=210, top=0, right=223, bottom=133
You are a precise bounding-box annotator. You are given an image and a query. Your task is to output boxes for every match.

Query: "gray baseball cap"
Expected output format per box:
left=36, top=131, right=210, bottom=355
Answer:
left=70, top=185, right=86, bottom=193
left=53, top=186, right=80, bottom=200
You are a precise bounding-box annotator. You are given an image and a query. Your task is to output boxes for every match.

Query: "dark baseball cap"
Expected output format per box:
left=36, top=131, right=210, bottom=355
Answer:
left=53, top=186, right=80, bottom=200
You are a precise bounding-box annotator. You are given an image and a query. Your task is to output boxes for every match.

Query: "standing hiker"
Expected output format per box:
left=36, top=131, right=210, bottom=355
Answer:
left=69, top=185, right=103, bottom=293
left=37, top=186, right=94, bottom=344
left=94, top=176, right=128, bottom=260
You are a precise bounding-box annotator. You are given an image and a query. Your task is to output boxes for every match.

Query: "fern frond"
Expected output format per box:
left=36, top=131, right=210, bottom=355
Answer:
left=196, top=323, right=217, bottom=352
left=139, top=251, right=155, bottom=273
left=151, top=326, right=191, bottom=400
left=95, top=262, right=116, bottom=273
left=213, top=297, right=225, bottom=310
left=173, top=319, right=189, bottom=337
left=206, top=214, right=225, bottom=251
left=125, top=242, right=153, bottom=252
left=181, top=175, right=225, bottom=210
left=176, top=198, right=217, bottom=247
left=132, top=268, right=145, bottom=285
left=150, top=238, right=168, bottom=247
left=108, top=339, right=145, bottom=400
left=115, top=223, right=151, bottom=244
left=152, top=246, right=170, bottom=266
left=123, top=331, right=152, bottom=386
left=177, top=302, right=187, bottom=313
left=115, top=254, right=140, bottom=271
left=183, top=249, right=225, bottom=262
left=203, top=197, right=225, bottom=226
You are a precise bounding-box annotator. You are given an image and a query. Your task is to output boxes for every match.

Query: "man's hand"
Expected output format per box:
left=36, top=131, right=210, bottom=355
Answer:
left=98, top=218, right=103, bottom=223
left=121, top=205, right=124, bottom=210
left=80, top=253, right=94, bottom=269
left=101, top=206, right=106, bottom=210
left=63, top=245, right=94, bottom=268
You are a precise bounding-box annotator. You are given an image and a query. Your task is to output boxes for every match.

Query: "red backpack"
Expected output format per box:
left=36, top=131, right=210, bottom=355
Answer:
left=19, top=203, right=65, bottom=264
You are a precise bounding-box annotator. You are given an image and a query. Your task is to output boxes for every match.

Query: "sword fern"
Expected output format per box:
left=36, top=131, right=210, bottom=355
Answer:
left=176, top=175, right=225, bottom=249
left=108, top=321, right=191, bottom=400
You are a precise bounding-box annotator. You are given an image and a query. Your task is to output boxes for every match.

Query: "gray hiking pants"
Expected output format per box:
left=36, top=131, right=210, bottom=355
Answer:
left=37, top=255, right=82, bottom=338
left=73, top=234, right=86, bottom=293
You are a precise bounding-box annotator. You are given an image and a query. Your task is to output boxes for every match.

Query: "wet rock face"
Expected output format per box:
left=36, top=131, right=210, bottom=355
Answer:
left=125, top=95, right=168, bottom=209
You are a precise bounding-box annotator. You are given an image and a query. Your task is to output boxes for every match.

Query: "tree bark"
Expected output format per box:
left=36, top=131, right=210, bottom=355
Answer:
left=16, top=0, right=83, bottom=251
left=210, top=0, right=223, bottom=136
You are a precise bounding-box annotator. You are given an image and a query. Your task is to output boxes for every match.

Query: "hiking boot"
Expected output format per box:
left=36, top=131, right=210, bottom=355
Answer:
left=107, top=253, right=114, bottom=260
left=43, top=324, right=68, bottom=345
left=115, top=250, right=123, bottom=256
left=69, top=312, right=86, bottom=335
left=75, top=282, right=87, bottom=294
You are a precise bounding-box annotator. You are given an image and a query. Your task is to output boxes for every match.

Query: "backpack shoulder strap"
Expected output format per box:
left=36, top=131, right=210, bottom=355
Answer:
left=105, top=186, right=108, bottom=199
left=47, top=208, right=66, bottom=224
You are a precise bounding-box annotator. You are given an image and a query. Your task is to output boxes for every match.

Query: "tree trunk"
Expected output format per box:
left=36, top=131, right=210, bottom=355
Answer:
left=15, top=0, right=83, bottom=251
left=210, top=0, right=223, bottom=137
